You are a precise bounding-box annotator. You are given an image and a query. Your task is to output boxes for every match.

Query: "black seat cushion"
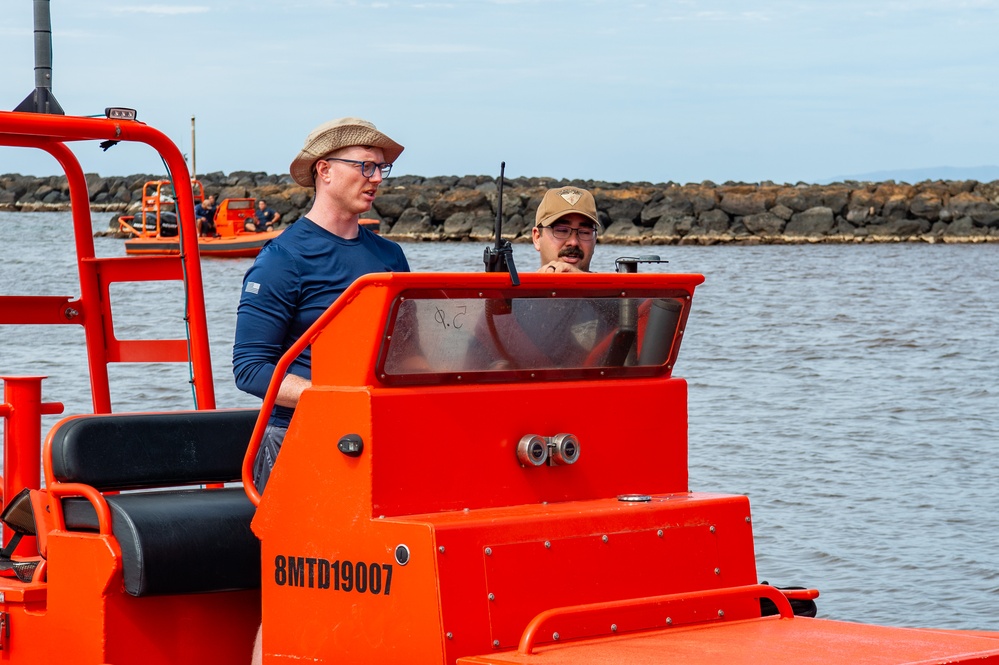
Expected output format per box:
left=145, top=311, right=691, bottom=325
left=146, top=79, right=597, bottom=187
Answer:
left=62, top=488, right=260, bottom=596
left=49, top=409, right=258, bottom=490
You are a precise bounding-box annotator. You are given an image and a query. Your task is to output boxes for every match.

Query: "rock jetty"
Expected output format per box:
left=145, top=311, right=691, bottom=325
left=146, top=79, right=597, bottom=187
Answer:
left=2, top=171, right=998, bottom=244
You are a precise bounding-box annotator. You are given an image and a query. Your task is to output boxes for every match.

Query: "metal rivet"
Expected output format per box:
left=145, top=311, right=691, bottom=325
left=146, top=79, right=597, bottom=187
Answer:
left=714, top=568, right=721, bottom=575
left=493, top=640, right=500, bottom=648
left=488, top=593, right=495, bottom=601
left=553, top=632, right=560, bottom=641
left=718, top=610, right=725, bottom=618
left=446, top=632, right=453, bottom=640
left=544, top=541, right=551, bottom=549
left=611, top=624, right=618, bottom=632
left=745, top=516, right=751, bottom=523
left=709, top=525, right=716, bottom=533
left=666, top=617, right=673, bottom=625
left=485, top=547, right=492, bottom=556
left=657, top=529, right=664, bottom=537
left=438, top=546, right=445, bottom=553
left=602, top=535, right=609, bottom=543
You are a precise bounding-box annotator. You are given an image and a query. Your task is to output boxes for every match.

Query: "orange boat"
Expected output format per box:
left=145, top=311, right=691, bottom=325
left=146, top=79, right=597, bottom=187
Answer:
left=119, top=181, right=282, bottom=258
left=2, top=110, right=998, bottom=664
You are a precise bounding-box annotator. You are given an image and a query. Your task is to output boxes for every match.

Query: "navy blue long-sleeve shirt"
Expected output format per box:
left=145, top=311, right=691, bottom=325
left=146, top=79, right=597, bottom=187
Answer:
left=233, top=217, right=409, bottom=427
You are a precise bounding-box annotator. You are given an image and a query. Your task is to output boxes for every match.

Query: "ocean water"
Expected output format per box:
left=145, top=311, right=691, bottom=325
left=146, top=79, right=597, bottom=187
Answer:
left=1, top=211, right=997, bottom=631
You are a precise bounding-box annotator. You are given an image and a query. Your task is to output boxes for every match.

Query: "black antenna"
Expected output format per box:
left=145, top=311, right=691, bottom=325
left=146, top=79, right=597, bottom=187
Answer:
left=14, top=0, right=64, bottom=114
left=482, top=161, right=520, bottom=286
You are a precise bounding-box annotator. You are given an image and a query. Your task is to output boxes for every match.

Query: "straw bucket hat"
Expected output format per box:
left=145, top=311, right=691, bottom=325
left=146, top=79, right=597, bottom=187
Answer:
left=289, top=117, right=404, bottom=187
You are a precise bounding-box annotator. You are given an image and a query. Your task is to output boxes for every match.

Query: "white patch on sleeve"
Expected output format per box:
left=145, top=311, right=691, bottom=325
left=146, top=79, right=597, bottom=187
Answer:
left=246, top=281, right=260, bottom=295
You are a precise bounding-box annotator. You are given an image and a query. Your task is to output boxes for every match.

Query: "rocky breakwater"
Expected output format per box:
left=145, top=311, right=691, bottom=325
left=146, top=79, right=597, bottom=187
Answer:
left=2, top=171, right=998, bottom=244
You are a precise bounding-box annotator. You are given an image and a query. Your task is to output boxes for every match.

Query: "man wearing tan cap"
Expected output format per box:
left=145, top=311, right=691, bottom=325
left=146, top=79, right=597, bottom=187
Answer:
left=532, top=186, right=600, bottom=273
left=234, top=117, right=409, bottom=494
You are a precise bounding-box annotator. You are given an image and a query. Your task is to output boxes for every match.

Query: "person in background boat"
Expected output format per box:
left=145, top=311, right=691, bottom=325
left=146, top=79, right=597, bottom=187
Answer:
left=533, top=186, right=600, bottom=273
left=245, top=199, right=280, bottom=233
left=195, top=193, right=218, bottom=236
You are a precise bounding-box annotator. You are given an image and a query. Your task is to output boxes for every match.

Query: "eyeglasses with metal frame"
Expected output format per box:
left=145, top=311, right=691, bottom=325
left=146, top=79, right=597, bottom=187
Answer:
left=546, top=224, right=597, bottom=241
left=324, top=158, right=393, bottom=178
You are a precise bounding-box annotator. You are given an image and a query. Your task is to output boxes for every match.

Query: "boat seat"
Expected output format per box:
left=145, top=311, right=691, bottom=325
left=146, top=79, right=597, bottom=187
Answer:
left=46, top=409, right=261, bottom=597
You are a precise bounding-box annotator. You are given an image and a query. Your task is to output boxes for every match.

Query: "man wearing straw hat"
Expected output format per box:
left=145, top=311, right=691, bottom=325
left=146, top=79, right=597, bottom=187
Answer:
left=233, top=117, right=409, bottom=494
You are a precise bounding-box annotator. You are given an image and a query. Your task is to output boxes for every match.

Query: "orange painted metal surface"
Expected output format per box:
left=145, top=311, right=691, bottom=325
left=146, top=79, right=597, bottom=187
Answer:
left=249, top=271, right=999, bottom=664
left=0, top=109, right=242, bottom=664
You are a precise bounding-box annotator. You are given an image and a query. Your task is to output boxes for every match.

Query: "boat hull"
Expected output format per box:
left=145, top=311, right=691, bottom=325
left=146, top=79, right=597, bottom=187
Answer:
left=123, top=230, right=281, bottom=257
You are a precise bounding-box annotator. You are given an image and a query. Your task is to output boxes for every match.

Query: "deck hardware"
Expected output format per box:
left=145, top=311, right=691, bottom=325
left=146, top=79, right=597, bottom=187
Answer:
left=746, top=516, right=752, bottom=523
left=657, top=529, right=664, bottom=537
left=493, top=640, right=500, bottom=648
left=485, top=547, right=492, bottom=556
left=544, top=541, right=551, bottom=549
left=666, top=617, right=673, bottom=625
left=337, top=434, right=363, bottom=457
left=602, top=535, right=609, bottom=543
left=446, top=632, right=453, bottom=640
left=488, top=593, right=495, bottom=601
left=548, top=433, right=580, bottom=465
left=710, top=525, right=716, bottom=533
left=715, top=568, right=721, bottom=575
left=611, top=624, right=618, bottom=632
left=718, top=610, right=725, bottom=618
left=394, top=544, right=411, bottom=566
left=438, top=546, right=445, bottom=553
left=617, top=494, right=651, bottom=502
left=517, top=435, right=548, bottom=466
left=553, top=632, right=560, bottom=641
left=63, top=307, right=79, bottom=319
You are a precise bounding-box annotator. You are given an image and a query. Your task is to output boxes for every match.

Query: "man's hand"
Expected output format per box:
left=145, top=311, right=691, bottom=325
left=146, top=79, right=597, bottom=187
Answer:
left=538, top=260, right=585, bottom=274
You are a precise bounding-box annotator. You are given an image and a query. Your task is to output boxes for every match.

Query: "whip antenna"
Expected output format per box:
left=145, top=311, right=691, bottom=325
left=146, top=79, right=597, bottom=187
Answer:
left=482, top=161, right=520, bottom=285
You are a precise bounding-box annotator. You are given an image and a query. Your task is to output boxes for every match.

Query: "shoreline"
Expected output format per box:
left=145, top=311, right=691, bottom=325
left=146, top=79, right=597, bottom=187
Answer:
left=3, top=172, right=998, bottom=244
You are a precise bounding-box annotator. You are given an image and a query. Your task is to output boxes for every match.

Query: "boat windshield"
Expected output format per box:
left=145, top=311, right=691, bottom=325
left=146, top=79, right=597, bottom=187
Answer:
left=377, top=289, right=688, bottom=385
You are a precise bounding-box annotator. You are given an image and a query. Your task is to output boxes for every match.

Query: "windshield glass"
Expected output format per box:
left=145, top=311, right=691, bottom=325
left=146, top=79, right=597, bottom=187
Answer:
left=378, top=290, right=688, bottom=385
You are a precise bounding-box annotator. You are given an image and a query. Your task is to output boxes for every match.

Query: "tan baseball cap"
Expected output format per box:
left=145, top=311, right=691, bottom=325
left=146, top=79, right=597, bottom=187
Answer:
left=289, top=117, right=404, bottom=187
left=535, top=187, right=601, bottom=228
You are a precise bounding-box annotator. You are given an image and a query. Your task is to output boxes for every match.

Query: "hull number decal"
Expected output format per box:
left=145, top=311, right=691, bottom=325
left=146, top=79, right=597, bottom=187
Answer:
left=274, top=555, right=393, bottom=594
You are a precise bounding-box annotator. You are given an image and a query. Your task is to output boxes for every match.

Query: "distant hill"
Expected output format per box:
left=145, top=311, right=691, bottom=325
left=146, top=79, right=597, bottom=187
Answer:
left=820, top=165, right=999, bottom=185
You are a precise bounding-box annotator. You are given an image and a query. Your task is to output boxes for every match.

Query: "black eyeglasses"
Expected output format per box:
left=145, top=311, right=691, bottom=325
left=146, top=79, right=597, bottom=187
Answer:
left=546, top=224, right=597, bottom=241
left=325, top=158, right=393, bottom=178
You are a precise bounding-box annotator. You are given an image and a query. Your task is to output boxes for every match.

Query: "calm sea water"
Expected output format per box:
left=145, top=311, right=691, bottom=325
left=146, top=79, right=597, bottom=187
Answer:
left=2, top=211, right=997, bottom=631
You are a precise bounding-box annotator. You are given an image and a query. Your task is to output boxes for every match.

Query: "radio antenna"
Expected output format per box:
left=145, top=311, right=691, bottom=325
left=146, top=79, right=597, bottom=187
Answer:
left=482, top=161, right=520, bottom=285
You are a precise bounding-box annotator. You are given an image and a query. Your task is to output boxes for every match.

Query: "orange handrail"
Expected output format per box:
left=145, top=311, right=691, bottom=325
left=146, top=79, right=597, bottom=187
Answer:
left=517, top=584, right=795, bottom=655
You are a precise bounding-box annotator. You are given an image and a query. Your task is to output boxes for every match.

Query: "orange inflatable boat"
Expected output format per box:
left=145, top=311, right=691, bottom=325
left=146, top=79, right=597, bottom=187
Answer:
left=1, top=109, right=998, bottom=664
left=118, top=181, right=282, bottom=258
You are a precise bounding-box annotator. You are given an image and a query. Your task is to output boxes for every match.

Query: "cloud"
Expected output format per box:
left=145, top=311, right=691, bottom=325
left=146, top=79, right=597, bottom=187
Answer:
left=110, top=5, right=210, bottom=15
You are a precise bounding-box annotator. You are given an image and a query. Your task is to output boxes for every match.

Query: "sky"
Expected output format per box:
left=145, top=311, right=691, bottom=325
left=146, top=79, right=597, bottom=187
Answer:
left=1, top=0, right=998, bottom=184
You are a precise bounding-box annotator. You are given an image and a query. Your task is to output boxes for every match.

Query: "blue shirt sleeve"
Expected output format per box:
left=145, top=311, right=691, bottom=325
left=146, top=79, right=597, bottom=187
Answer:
left=232, top=243, right=304, bottom=401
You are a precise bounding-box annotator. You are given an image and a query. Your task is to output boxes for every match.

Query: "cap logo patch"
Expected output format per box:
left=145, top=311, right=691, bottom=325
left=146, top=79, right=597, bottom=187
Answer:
left=559, top=189, right=582, bottom=206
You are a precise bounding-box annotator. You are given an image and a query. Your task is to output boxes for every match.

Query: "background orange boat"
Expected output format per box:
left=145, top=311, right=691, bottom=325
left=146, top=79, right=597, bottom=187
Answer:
left=118, top=180, right=282, bottom=257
